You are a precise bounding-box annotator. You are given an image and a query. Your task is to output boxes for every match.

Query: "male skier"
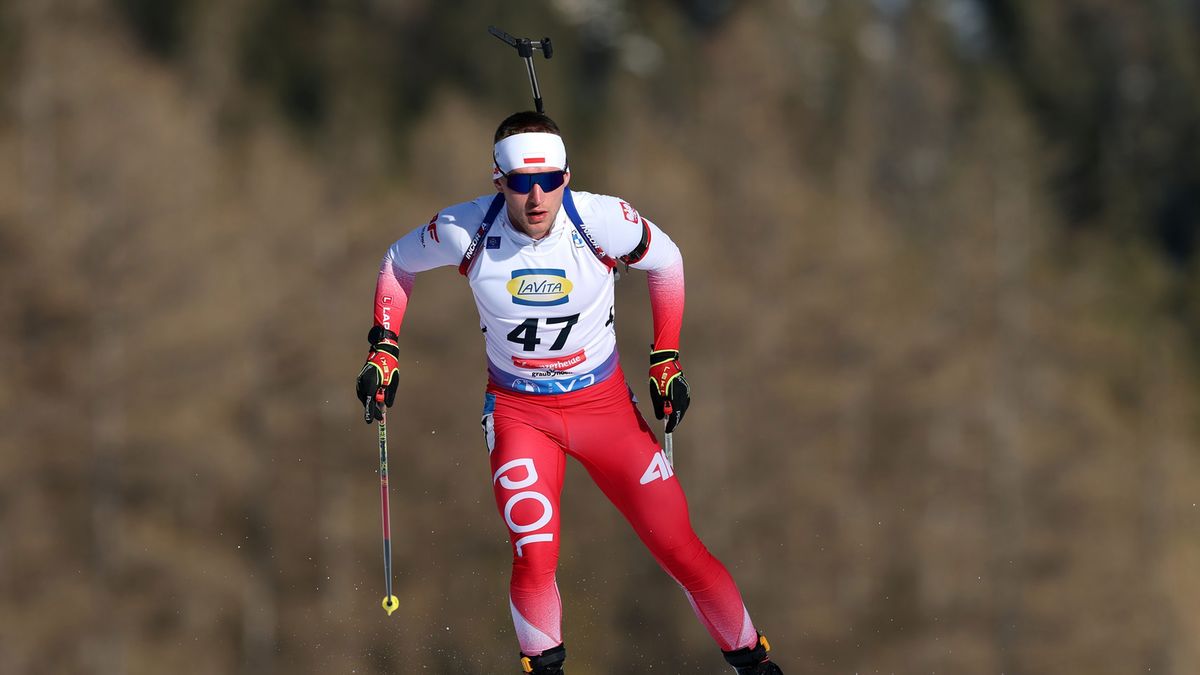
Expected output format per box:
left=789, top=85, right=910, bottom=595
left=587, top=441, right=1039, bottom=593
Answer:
left=356, top=111, right=784, bottom=674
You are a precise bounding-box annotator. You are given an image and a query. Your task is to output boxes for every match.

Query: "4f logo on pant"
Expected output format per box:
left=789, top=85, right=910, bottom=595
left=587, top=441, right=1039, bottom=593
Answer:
left=640, top=450, right=675, bottom=485
left=494, top=458, right=554, bottom=557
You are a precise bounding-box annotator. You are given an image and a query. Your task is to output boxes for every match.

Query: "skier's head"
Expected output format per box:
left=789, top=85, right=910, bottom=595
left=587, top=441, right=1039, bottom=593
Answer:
left=494, top=110, right=562, bottom=143
left=493, top=111, right=570, bottom=240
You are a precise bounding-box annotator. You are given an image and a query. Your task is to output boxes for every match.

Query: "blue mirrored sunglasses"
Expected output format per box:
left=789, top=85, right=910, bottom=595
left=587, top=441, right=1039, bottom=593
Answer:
left=503, top=170, right=566, bottom=194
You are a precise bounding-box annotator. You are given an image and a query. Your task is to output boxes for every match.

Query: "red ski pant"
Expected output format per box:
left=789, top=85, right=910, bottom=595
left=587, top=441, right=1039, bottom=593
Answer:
left=482, top=370, right=758, bottom=656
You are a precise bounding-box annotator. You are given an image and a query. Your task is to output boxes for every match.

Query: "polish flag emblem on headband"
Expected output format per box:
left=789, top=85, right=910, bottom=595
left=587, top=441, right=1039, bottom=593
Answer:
left=493, top=132, right=568, bottom=176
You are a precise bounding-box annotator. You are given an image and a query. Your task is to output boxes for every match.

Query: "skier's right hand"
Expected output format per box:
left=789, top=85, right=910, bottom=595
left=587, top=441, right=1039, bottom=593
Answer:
left=356, top=326, right=400, bottom=423
left=648, top=347, right=690, bottom=433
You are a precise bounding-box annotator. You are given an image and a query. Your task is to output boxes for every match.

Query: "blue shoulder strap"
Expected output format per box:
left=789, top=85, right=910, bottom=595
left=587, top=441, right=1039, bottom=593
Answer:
left=458, top=193, right=506, bottom=276
left=458, top=190, right=618, bottom=275
left=563, top=189, right=617, bottom=270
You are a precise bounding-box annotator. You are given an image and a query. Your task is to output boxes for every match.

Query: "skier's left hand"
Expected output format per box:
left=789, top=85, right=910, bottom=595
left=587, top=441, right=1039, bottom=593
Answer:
left=648, top=347, right=690, bottom=433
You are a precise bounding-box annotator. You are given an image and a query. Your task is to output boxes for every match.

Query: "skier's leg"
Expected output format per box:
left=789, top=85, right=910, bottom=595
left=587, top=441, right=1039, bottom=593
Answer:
left=488, top=396, right=568, bottom=659
left=567, top=377, right=760, bottom=653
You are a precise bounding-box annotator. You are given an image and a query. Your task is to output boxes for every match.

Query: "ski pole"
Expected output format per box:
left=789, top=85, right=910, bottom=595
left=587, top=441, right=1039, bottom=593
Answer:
left=376, top=390, right=401, bottom=616
left=488, top=25, right=554, bottom=113
left=662, top=401, right=674, bottom=467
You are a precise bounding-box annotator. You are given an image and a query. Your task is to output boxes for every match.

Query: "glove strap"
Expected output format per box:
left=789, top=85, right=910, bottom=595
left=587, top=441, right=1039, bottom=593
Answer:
left=373, top=340, right=400, bottom=359
left=367, top=325, right=398, bottom=345
left=649, top=348, right=680, bottom=366
left=368, top=326, right=400, bottom=359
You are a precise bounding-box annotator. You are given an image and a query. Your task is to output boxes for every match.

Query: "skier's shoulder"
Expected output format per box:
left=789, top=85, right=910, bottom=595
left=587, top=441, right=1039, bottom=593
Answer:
left=570, top=190, right=645, bottom=230
left=405, top=195, right=495, bottom=252
left=433, top=195, right=495, bottom=236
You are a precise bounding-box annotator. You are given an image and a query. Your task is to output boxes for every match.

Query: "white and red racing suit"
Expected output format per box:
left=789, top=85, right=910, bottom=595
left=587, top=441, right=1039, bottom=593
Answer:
left=372, top=190, right=760, bottom=656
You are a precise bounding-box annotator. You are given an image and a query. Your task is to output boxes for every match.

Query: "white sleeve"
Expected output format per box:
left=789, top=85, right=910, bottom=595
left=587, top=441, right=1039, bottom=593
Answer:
left=586, top=194, right=682, bottom=272
left=389, top=200, right=482, bottom=274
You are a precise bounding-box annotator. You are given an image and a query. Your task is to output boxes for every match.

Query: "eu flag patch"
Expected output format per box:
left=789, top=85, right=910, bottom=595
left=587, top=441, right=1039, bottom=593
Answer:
left=486, top=236, right=501, bottom=249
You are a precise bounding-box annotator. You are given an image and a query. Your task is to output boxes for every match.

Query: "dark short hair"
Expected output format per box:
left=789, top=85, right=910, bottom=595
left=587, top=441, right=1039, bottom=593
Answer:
left=494, top=111, right=561, bottom=142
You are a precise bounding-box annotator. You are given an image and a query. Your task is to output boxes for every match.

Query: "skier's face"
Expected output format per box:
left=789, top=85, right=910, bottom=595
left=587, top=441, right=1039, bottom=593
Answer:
left=496, top=167, right=570, bottom=240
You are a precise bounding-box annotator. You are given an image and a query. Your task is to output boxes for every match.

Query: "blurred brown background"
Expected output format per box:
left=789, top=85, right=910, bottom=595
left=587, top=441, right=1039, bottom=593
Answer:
left=2, top=1, right=1199, bottom=673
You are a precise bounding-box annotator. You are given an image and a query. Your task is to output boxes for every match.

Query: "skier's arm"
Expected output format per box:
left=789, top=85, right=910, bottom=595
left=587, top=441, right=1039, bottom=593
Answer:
left=372, top=204, right=478, bottom=335
left=627, top=219, right=688, bottom=432
left=632, top=220, right=685, bottom=353
left=357, top=236, right=427, bottom=422
left=593, top=196, right=690, bottom=431
left=593, top=197, right=686, bottom=351
left=357, top=206, right=476, bottom=420
left=373, top=243, right=417, bottom=337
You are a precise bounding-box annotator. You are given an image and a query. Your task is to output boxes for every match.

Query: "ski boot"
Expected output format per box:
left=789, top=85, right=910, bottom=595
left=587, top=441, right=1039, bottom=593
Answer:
left=520, top=644, right=566, bottom=674
left=722, top=633, right=783, bottom=674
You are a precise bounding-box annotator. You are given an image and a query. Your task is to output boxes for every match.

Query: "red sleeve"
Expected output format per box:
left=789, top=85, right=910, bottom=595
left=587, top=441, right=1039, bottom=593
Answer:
left=646, top=259, right=685, bottom=352
left=373, top=250, right=415, bottom=335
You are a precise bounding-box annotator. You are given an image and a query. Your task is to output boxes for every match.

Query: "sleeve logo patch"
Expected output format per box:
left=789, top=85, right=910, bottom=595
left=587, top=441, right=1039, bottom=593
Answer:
left=619, top=201, right=640, bottom=223
left=420, top=214, right=441, bottom=247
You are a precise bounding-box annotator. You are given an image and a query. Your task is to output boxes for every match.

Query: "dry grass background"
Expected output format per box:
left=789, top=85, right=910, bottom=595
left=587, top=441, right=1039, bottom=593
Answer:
left=1, top=1, right=1199, bottom=674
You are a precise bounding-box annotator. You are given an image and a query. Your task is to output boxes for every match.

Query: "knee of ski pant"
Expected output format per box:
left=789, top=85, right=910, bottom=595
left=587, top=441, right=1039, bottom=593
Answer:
left=649, top=535, right=715, bottom=586
left=510, top=545, right=559, bottom=591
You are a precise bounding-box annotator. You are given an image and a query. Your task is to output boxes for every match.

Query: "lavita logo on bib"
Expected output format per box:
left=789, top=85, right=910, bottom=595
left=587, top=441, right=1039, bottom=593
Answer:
left=507, top=268, right=573, bottom=306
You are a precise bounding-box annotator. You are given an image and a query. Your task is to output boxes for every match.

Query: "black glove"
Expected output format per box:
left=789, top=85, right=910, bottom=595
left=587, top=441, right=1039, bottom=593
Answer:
left=648, top=347, right=690, bottom=433
left=356, top=326, right=400, bottom=423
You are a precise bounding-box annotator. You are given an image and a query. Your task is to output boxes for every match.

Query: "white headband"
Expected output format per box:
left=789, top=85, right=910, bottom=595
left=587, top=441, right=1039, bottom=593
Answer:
left=493, top=132, right=568, bottom=176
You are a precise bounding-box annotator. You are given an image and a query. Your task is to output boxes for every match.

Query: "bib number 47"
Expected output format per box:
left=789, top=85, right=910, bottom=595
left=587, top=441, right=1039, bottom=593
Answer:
left=506, top=313, right=580, bottom=352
